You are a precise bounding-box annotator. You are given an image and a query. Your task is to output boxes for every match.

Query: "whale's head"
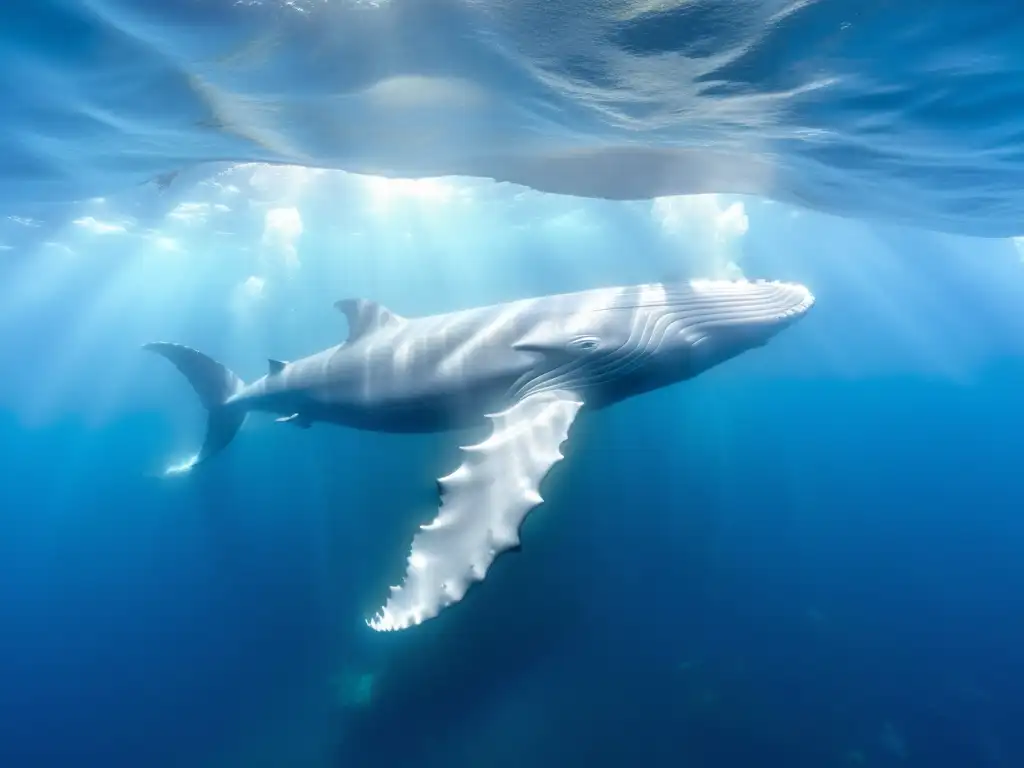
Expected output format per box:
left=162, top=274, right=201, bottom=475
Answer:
left=511, top=279, right=814, bottom=404
left=648, top=278, right=815, bottom=371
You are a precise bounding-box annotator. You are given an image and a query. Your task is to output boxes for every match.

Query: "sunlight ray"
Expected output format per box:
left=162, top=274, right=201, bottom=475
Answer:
left=23, top=240, right=218, bottom=426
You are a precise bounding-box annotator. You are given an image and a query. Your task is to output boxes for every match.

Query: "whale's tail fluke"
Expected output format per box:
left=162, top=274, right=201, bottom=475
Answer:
left=143, top=342, right=247, bottom=475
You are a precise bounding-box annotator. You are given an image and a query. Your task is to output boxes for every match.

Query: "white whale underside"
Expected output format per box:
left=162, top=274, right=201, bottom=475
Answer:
left=146, top=279, right=814, bottom=631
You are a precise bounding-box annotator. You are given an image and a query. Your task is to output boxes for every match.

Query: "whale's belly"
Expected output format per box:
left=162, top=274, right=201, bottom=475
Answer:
left=320, top=385, right=512, bottom=432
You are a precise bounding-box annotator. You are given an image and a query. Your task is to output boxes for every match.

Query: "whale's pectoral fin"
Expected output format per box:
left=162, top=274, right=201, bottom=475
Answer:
left=367, top=390, right=583, bottom=632
left=275, top=413, right=311, bottom=429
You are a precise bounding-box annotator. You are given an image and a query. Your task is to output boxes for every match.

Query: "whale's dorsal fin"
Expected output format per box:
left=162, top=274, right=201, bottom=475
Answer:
left=335, top=298, right=404, bottom=343
left=267, top=358, right=287, bottom=375
left=367, top=389, right=584, bottom=632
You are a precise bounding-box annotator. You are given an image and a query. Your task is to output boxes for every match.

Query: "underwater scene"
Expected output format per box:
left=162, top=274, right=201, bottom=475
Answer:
left=2, top=1, right=1024, bottom=767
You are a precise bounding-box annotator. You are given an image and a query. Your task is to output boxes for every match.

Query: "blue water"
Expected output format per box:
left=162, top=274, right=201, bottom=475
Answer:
left=2, top=2, right=1024, bottom=767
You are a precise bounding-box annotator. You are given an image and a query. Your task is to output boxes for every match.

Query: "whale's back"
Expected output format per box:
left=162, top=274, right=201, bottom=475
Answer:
left=281, top=300, right=543, bottom=431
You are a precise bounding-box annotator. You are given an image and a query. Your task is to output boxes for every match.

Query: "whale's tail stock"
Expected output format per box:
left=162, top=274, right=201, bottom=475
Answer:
left=143, top=342, right=247, bottom=475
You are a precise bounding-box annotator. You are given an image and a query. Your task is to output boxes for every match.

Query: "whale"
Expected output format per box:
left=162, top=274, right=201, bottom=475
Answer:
left=145, top=279, right=814, bottom=631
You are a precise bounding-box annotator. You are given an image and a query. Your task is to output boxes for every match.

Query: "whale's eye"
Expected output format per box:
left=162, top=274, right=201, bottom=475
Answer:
left=570, top=335, right=601, bottom=353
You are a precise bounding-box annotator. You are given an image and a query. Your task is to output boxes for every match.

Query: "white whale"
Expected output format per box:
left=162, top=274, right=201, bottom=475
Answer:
left=145, top=279, right=814, bottom=631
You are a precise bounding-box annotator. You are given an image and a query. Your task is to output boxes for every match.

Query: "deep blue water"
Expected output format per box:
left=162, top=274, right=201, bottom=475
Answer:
left=3, top=2, right=1024, bottom=768
left=2, top=195, right=1024, bottom=766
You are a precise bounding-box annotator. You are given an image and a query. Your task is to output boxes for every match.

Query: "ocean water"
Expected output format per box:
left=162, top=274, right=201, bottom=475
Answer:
left=2, top=2, right=1024, bottom=768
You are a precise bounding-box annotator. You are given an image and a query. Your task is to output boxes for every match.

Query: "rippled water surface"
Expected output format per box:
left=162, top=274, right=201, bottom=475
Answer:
left=3, top=0, right=1024, bottom=234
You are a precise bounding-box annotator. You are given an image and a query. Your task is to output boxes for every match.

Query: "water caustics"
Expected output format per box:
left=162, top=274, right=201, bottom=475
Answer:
left=2, top=0, right=1024, bottom=235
